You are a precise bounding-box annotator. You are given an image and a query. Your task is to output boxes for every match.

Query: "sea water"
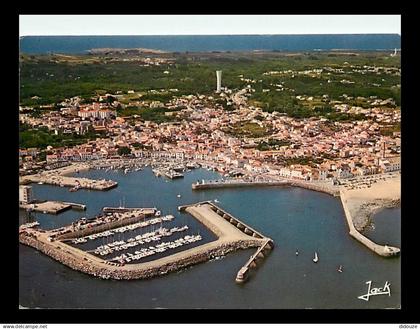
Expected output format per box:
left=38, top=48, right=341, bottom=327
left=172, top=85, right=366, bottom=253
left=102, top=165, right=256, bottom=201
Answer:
left=19, top=167, right=401, bottom=309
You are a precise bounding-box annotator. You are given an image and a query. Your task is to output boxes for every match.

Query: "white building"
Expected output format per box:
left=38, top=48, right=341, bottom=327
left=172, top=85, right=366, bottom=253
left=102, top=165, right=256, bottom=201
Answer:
left=76, top=121, right=90, bottom=135
left=337, top=165, right=353, bottom=179
left=216, top=70, right=222, bottom=93
left=78, top=110, right=99, bottom=119
left=98, top=109, right=116, bottom=119
left=379, top=157, right=400, bottom=172
left=19, top=185, right=33, bottom=204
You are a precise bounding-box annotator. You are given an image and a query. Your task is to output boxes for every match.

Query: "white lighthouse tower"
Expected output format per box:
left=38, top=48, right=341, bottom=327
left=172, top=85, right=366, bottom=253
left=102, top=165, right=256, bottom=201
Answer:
left=216, top=70, right=222, bottom=93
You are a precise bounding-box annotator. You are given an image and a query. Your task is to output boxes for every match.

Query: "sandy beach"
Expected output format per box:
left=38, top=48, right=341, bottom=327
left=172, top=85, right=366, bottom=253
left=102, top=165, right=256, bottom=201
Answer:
left=340, top=173, right=400, bottom=231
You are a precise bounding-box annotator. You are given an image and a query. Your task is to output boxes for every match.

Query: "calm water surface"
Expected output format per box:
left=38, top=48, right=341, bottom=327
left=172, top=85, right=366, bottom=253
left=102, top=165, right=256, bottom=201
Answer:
left=19, top=168, right=401, bottom=309
left=19, top=35, right=401, bottom=54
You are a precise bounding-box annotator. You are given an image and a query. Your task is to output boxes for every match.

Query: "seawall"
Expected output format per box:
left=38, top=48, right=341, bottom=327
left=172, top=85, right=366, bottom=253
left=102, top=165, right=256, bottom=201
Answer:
left=58, top=215, right=148, bottom=240
left=192, top=179, right=340, bottom=197
left=192, top=181, right=288, bottom=190
left=340, top=191, right=400, bottom=257
left=19, top=233, right=260, bottom=280
left=20, top=201, right=268, bottom=280
left=286, top=180, right=340, bottom=197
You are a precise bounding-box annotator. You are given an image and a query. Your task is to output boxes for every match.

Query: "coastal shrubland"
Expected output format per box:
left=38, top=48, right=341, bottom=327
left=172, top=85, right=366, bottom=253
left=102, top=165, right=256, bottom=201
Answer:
left=20, top=51, right=400, bottom=122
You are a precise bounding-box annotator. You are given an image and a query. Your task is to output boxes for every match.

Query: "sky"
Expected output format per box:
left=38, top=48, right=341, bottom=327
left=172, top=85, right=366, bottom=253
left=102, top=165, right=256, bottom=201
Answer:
left=19, top=15, right=401, bottom=36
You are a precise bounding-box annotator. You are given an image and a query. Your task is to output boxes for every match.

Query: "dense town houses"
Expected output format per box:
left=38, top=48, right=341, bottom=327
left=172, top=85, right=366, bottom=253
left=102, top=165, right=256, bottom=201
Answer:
left=19, top=87, right=400, bottom=181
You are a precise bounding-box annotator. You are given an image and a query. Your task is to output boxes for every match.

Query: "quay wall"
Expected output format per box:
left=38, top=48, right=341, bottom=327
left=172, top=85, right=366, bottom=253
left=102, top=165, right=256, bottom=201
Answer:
left=58, top=215, right=147, bottom=240
left=286, top=180, right=340, bottom=197
left=22, top=175, right=117, bottom=191
left=340, top=191, right=400, bottom=257
left=19, top=233, right=261, bottom=280
left=192, top=180, right=339, bottom=197
left=103, top=207, right=156, bottom=214
left=62, top=202, right=87, bottom=211
left=192, top=181, right=288, bottom=190
left=57, top=163, right=91, bottom=176
left=19, top=203, right=72, bottom=215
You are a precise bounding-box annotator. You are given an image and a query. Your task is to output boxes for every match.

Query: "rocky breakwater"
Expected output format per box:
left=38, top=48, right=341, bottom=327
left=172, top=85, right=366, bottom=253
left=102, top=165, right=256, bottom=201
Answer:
left=351, top=198, right=400, bottom=232
left=340, top=187, right=400, bottom=257
left=20, top=200, right=269, bottom=281
left=19, top=231, right=113, bottom=278
left=19, top=230, right=261, bottom=280
left=120, top=239, right=262, bottom=280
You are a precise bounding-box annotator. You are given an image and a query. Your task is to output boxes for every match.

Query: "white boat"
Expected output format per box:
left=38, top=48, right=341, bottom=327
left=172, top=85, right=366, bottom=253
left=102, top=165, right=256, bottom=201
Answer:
left=337, top=265, right=343, bottom=273
left=214, top=199, right=220, bottom=203
left=313, top=252, right=319, bottom=263
left=177, top=194, right=181, bottom=198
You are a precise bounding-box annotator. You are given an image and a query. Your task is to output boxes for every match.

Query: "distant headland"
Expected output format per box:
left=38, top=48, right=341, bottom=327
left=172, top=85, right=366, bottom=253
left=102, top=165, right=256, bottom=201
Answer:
left=19, top=34, right=401, bottom=54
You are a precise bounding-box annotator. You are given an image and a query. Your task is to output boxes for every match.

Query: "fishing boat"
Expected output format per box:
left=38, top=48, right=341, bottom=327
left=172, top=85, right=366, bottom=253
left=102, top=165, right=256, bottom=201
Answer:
left=337, top=265, right=343, bottom=273
left=313, top=252, right=319, bottom=263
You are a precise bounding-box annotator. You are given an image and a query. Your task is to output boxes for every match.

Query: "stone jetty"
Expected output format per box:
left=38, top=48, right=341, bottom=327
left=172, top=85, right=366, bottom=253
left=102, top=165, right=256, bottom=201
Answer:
left=19, top=203, right=272, bottom=281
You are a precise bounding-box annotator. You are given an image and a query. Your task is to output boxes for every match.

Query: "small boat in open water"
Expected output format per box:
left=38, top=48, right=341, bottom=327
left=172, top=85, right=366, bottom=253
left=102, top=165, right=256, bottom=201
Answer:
left=313, top=252, right=318, bottom=263
left=337, top=265, right=343, bottom=273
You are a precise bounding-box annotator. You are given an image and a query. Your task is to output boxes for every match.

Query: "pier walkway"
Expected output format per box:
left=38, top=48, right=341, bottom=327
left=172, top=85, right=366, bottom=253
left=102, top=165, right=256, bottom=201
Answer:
left=19, top=200, right=86, bottom=214
left=102, top=207, right=157, bottom=214
left=192, top=179, right=287, bottom=190
left=236, top=238, right=274, bottom=283
left=183, top=201, right=273, bottom=283
left=340, top=190, right=400, bottom=257
left=192, top=179, right=340, bottom=196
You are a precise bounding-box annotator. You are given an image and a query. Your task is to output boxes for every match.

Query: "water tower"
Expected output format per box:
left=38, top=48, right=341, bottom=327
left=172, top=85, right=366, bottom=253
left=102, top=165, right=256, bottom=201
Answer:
left=216, top=70, right=222, bottom=92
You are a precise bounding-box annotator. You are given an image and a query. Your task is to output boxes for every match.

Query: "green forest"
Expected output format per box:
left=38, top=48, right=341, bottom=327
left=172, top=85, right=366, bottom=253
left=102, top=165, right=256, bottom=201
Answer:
left=20, top=51, right=400, bottom=121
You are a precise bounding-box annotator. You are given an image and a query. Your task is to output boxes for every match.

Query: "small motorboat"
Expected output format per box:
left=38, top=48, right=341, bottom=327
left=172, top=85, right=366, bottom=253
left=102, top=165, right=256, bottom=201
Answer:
left=214, top=199, right=220, bottom=203
left=337, top=265, right=343, bottom=273
left=295, top=250, right=299, bottom=256
left=313, top=252, right=319, bottom=263
left=177, top=194, right=181, bottom=198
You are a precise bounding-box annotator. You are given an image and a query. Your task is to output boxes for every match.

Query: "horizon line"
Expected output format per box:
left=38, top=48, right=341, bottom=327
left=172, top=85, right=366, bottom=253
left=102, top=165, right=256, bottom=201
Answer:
left=20, top=33, right=402, bottom=37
